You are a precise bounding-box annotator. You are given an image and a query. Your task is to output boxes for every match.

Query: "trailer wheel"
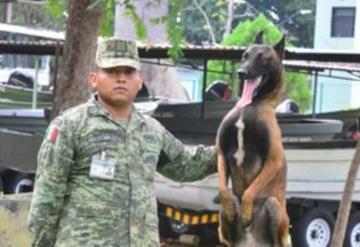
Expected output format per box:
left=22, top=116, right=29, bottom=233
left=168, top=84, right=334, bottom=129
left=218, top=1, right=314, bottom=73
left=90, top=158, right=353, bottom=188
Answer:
left=292, top=208, right=335, bottom=247
left=159, top=215, right=189, bottom=238
left=344, top=211, right=360, bottom=247
left=168, top=218, right=189, bottom=235
left=13, top=175, right=34, bottom=194
left=3, top=172, right=34, bottom=194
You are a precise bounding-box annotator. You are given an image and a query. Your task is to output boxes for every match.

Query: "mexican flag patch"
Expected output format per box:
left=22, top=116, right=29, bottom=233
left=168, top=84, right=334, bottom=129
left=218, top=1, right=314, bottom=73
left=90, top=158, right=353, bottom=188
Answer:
left=47, top=127, right=59, bottom=142
left=45, top=119, right=62, bottom=143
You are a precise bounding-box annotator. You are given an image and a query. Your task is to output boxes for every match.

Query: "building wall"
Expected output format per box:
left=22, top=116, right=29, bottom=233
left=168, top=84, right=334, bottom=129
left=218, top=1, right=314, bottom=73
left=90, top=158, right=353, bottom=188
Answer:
left=354, top=0, right=360, bottom=50
left=314, top=0, right=356, bottom=50
left=314, top=0, right=359, bottom=112
left=351, top=0, right=360, bottom=108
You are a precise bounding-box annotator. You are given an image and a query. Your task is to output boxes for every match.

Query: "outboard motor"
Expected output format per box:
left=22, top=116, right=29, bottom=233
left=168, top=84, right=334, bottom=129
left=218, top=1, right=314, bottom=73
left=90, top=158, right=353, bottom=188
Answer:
left=7, top=69, right=34, bottom=89
left=276, top=99, right=299, bottom=113
left=205, top=80, right=231, bottom=101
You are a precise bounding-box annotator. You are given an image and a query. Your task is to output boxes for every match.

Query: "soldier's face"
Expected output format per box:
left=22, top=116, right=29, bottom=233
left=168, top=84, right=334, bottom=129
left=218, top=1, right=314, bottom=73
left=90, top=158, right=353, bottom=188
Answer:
left=89, top=66, right=143, bottom=107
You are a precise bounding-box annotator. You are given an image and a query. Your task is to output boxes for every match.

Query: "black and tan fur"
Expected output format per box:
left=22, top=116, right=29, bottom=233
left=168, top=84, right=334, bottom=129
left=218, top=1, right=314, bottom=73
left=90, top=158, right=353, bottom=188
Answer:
left=216, top=32, right=291, bottom=247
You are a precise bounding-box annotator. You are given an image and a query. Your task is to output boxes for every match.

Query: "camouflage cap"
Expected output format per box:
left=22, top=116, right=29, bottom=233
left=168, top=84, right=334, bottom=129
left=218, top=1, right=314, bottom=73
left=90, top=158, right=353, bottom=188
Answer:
left=95, top=38, right=140, bottom=70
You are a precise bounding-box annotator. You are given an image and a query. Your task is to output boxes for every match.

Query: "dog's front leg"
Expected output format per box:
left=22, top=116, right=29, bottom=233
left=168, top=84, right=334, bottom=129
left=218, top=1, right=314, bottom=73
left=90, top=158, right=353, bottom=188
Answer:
left=241, top=125, right=284, bottom=225
left=218, top=154, right=239, bottom=222
left=240, top=158, right=283, bottom=225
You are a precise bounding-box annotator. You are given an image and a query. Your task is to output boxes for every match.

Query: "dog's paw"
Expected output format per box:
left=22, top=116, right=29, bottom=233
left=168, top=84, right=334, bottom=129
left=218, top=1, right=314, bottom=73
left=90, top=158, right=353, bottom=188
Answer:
left=240, top=192, right=254, bottom=224
left=281, top=233, right=292, bottom=247
left=220, top=191, right=240, bottom=222
left=240, top=202, right=253, bottom=226
left=238, top=203, right=252, bottom=228
left=238, top=215, right=251, bottom=228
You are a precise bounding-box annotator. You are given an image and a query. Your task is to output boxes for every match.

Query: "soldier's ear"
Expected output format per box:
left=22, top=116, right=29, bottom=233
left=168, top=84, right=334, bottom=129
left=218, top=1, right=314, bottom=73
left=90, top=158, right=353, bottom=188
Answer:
left=138, top=73, right=144, bottom=90
left=274, top=34, right=286, bottom=59
left=254, top=31, right=264, bottom=45
left=89, top=72, right=98, bottom=89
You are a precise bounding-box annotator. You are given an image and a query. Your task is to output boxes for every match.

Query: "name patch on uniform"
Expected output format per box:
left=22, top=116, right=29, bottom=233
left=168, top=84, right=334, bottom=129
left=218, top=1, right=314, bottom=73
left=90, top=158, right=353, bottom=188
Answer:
left=89, top=152, right=115, bottom=180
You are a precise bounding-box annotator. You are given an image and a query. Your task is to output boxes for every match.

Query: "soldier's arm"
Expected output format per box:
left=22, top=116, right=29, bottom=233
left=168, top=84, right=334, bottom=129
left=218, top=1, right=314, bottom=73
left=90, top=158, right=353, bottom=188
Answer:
left=28, top=116, right=75, bottom=247
left=156, top=125, right=217, bottom=182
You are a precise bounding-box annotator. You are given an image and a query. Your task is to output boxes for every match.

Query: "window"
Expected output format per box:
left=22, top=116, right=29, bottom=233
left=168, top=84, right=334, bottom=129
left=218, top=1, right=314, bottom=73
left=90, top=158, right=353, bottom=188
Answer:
left=331, top=7, right=356, bottom=37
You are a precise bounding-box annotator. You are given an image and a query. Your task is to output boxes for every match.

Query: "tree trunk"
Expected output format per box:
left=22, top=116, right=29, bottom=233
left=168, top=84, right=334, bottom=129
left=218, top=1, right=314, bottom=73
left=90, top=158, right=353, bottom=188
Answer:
left=331, top=141, right=360, bottom=247
left=51, top=0, right=103, bottom=119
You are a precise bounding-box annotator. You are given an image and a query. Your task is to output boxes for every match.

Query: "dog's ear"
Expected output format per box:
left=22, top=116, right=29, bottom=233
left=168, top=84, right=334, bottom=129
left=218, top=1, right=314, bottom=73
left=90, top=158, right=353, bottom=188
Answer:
left=274, top=34, right=286, bottom=59
left=254, top=31, right=264, bottom=45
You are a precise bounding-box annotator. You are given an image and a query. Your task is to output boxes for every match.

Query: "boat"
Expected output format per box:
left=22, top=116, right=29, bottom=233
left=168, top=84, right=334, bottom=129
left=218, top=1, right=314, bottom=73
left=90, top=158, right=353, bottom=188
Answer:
left=152, top=100, right=347, bottom=145
left=153, top=101, right=358, bottom=210
left=0, top=128, right=42, bottom=174
left=0, top=109, right=48, bottom=134
left=155, top=140, right=357, bottom=212
left=0, top=83, right=52, bottom=109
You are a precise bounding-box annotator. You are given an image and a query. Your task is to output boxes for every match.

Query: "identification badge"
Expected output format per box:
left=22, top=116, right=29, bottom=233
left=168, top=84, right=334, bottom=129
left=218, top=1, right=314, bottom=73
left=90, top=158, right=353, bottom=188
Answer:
left=89, top=151, right=115, bottom=180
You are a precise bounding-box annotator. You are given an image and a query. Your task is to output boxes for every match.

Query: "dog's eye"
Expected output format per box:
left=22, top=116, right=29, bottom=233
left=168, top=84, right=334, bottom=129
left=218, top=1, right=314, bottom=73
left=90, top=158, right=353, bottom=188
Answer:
left=260, top=56, right=272, bottom=66
left=265, top=57, right=272, bottom=64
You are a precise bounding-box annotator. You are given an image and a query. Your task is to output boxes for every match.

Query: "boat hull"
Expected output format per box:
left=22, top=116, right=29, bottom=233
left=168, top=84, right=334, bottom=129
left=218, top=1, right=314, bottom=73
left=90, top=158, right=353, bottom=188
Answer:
left=155, top=146, right=358, bottom=211
left=0, top=84, right=52, bottom=109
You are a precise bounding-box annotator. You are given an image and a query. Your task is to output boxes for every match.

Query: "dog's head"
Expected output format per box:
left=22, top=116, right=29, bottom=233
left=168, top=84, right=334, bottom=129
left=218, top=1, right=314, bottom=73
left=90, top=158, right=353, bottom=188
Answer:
left=237, top=32, right=285, bottom=104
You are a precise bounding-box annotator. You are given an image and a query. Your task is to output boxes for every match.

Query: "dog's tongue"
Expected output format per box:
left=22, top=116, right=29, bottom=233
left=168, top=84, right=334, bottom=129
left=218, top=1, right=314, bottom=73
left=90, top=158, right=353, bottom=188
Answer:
left=236, top=76, right=262, bottom=108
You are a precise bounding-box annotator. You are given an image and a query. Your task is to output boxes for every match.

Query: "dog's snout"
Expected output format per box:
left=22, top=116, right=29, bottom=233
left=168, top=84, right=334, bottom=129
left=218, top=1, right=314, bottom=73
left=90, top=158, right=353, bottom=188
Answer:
left=237, top=68, right=248, bottom=80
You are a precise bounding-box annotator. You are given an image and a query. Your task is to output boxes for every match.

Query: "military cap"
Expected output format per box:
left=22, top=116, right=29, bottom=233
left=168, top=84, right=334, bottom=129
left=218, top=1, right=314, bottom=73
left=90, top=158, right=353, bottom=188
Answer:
left=95, top=37, right=140, bottom=70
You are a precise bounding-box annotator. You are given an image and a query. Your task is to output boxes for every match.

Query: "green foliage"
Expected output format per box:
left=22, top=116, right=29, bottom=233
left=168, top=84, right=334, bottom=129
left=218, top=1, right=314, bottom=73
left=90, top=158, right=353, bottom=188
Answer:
left=45, top=0, right=149, bottom=40
left=47, top=0, right=68, bottom=18
left=122, top=3, right=148, bottom=40
left=166, top=0, right=184, bottom=59
left=207, top=14, right=311, bottom=112
left=284, top=72, right=312, bottom=111
left=88, top=0, right=116, bottom=36
left=180, top=0, right=237, bottom=44
left=44, top=0, right=185, bottom=59
left=86, top=0, right=184, bottom=59
left=247, top=0, right=315, bottom=47
left=179, top=0, right=315, bottom=48
left=9, top=2, right=67, bottom=31
left=147, top=1, right=184, bottom=59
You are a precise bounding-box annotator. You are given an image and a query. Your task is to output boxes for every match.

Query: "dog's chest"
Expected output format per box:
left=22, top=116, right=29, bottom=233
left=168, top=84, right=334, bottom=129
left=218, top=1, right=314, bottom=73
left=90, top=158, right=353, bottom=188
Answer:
left=235, top=112, right=265, bottom=172
left=220, top=107, right=270, bottom=181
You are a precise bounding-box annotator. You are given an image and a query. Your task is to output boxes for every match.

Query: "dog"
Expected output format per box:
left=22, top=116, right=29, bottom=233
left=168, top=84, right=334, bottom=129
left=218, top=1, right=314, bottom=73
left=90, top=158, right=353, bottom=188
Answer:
left=219, top=197, right=283, bottom=247
left=216, top=32, right=291, bottom=247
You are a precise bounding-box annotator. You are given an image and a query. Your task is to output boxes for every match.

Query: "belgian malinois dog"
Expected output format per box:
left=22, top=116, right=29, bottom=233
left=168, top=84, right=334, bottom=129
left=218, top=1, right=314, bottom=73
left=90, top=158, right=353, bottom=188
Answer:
left=216, top=32, right=291, bottom=247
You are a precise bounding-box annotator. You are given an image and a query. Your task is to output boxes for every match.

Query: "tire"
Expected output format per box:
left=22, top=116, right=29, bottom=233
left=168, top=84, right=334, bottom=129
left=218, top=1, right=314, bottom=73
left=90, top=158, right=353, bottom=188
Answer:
left=292, top=208, right=335, bottom=247
left=344, top=211, right=360, bottom=247
left=159, top=215, right=189, bottom=238
left=3, top=172, right=34, bottom=194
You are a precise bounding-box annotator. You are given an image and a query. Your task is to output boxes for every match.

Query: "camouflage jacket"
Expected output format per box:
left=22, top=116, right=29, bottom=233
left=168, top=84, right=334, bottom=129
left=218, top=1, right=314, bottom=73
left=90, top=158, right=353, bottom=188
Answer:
left=28, top=96, right=216, bottom=247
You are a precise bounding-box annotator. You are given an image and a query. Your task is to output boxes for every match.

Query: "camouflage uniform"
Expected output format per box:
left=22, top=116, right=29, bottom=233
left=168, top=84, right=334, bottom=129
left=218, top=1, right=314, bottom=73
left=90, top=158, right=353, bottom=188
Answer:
left=28, top=95, right=216, bottom=247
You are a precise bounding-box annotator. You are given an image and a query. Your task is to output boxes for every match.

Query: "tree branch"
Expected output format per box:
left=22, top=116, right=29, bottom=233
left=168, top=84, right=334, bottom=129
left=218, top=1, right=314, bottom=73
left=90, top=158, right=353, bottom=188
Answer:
left=223, top=0, right=234, bottom=39
left=192, top=0, right=217, bottom=44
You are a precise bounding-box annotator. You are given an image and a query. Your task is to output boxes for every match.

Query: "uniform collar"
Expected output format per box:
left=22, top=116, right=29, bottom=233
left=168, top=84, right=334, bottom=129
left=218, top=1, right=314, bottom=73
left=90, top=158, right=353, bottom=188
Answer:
left=87, top=94, right=110, bottom=117
left=87, top=94, right=146, bottom=131
left=127, top=107, right=146, bottom=132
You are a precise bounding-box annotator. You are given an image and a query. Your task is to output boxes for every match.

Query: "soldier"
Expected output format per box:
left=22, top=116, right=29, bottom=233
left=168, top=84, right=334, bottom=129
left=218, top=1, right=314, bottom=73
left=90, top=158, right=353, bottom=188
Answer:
left=28, top=38, right=217, bottom=247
